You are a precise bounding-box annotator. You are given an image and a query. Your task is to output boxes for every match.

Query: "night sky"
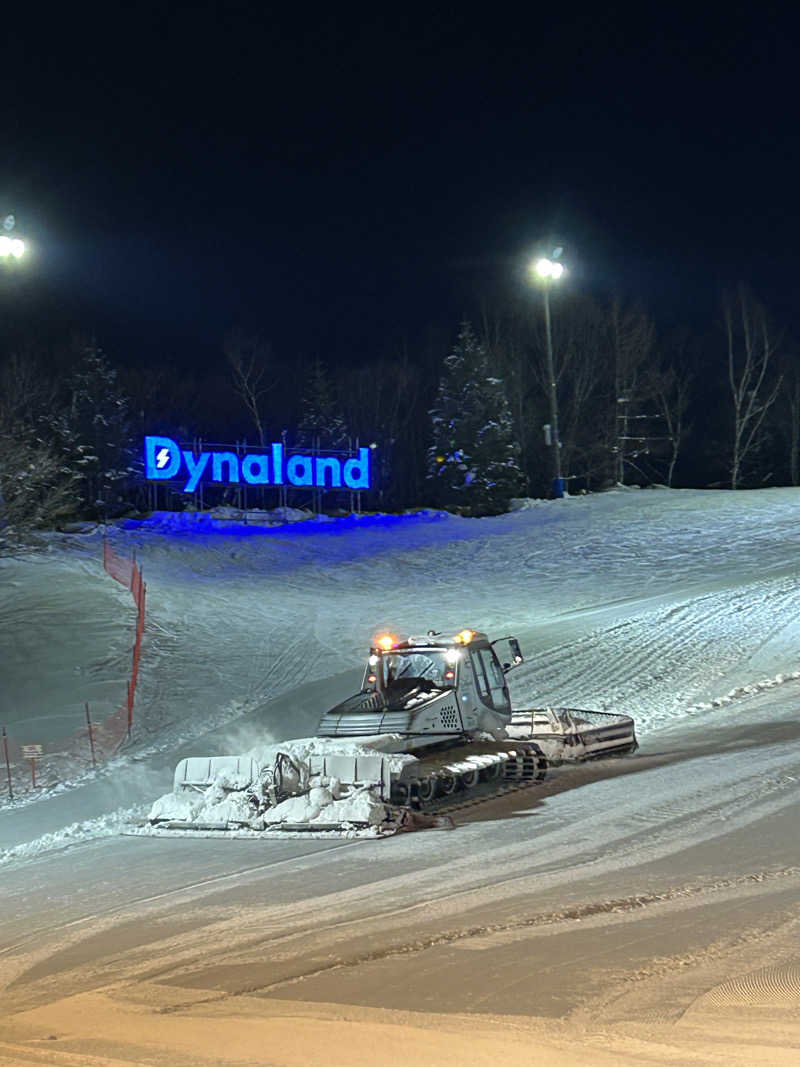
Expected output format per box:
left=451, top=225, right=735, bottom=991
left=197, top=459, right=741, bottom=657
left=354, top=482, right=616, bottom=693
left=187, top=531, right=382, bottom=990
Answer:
left=3, top=5, right=797, bottom=370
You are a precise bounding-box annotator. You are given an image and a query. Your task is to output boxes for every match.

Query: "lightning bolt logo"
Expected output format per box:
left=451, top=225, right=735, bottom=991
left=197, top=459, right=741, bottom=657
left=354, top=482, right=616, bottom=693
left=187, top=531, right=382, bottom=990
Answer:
left=156, top=447, right=171, bottom=469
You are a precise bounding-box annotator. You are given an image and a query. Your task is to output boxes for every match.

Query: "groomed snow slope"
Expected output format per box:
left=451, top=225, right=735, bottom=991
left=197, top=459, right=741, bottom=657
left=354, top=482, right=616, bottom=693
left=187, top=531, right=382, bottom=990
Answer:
left=1, top=487, right=799, bottom=861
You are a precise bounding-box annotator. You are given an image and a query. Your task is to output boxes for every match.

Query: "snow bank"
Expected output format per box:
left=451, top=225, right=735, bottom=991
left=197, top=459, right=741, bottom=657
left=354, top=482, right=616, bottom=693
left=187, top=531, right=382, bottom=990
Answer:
left=0, top=805, right=148, bottom=867
left=688, top=670, right=800, bottom=712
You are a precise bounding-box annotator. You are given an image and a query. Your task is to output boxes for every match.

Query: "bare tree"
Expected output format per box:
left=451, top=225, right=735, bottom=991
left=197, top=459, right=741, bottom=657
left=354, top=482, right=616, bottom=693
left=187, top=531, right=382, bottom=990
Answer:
left=551, top=297, right=608, bottom=486
left=610, top=299, right=655, bottom=484
left=224, top=329, right=274, bottom=445
left=341, top=346, right=423, bottom=507
left=0, top=350, right=58, bottom=425
left=651, top=362, right=692, bottom=486
left=785, top=364, right=797, bottom=486
left=724, top=286, right=782, bottom=490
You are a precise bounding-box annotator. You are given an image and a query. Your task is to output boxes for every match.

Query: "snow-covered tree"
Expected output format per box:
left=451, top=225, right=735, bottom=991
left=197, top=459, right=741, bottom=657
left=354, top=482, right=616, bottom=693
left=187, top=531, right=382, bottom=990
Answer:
left=427, top=322, right=525, bottom=514
left=0, top=352, right=79, bottom=540
left=50, top=342, right=136, bottom=518
left=296, top=357, right=349, bottom=449
left=0, top=434, right=78, bottom=541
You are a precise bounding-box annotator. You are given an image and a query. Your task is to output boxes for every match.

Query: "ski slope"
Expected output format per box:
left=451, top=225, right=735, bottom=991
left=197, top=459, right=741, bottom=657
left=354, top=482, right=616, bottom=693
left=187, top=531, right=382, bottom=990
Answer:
left=1, top=486, right=800, bottom=859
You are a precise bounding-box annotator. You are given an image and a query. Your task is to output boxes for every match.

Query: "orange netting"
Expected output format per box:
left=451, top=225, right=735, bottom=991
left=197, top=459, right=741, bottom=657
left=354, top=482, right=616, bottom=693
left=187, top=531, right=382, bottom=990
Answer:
left=2, top=540, right=147, bottom=798
left=103, top=538, right=146, bottom=745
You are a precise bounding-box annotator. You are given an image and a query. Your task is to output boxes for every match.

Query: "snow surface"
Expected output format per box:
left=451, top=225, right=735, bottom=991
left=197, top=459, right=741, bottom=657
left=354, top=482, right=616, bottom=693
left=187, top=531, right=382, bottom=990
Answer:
left=2, top=487, right=800, bottom=863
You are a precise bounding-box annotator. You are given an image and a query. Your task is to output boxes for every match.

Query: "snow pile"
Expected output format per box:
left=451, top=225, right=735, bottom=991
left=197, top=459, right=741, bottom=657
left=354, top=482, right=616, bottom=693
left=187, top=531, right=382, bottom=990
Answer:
left=260, top=784, right=386, bottom=827
left=0, top=805, right=148, bottom=867
left=687, top=669, right=800, bottom=712
left=148, top=769, right=258, bottom=827
left=148, top=785, right=255, bottom=827
left=147, top=737, right=415, bottom=830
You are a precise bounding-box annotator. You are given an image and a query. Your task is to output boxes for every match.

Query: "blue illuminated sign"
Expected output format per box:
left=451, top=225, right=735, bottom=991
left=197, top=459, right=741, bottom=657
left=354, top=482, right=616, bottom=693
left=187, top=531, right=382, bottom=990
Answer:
left=144, top=436, right=372, bottom=493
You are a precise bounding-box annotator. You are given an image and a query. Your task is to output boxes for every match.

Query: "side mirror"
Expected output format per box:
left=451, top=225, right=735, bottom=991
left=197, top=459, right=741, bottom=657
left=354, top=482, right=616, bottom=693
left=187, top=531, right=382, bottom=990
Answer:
left=491, top=636, right=524, bottom=673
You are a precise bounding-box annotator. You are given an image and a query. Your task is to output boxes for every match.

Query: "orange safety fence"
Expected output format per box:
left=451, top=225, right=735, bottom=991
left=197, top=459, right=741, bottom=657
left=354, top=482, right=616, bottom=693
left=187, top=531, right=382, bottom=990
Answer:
left=104, top=537, right=147, bottom=736
left=2, top=540, right=147, bottom=799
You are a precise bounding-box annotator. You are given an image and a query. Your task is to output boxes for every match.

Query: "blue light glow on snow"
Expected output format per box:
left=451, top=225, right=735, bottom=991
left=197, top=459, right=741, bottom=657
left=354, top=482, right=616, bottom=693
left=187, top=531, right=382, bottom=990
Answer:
left=121, top=510, right=453, bottom=540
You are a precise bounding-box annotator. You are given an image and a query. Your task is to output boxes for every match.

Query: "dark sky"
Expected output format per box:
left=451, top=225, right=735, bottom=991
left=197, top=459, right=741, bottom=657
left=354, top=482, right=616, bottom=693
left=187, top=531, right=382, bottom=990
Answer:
left=3, top=4, right=797, bottom=369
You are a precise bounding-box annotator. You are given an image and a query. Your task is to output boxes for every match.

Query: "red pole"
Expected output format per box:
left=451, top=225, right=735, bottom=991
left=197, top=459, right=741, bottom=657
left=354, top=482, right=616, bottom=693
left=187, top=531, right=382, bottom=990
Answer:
left=2, top=727, right=12, bottom=801
left=85, top=702, right=97, bottom=768
left=127, top=681, right=132, bottom=738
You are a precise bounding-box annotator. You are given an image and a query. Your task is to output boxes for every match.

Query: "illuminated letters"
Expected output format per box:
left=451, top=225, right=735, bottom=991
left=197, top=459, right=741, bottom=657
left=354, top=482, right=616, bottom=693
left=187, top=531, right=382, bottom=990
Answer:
left=287, top=454, right=313, bottom=486
left=242, top=454, right=271, bottom=484
left=315, top=456, right=342, bottom=488
left=343, top=448, right=370, bottom=489
left=182, top=450, right=210, bottom=492
left=144, top=436, right=373, bottom=493
left=212, top=452, right=240, bottom=484
left=145, top=435, right=181, bottom=480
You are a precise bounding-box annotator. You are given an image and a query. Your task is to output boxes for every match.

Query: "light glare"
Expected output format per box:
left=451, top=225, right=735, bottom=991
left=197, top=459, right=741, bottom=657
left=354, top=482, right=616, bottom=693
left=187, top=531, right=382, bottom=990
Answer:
left=0, top=235, right=26, bottom=258
left=530, top=256, right=566, bottom=282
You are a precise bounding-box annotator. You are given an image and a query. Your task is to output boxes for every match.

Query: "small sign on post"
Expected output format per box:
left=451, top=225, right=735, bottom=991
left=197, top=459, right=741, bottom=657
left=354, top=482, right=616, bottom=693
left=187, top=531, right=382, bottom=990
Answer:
left=21, top=744, right=43, bottom=788
left=2, top=726, right=13, bottom=800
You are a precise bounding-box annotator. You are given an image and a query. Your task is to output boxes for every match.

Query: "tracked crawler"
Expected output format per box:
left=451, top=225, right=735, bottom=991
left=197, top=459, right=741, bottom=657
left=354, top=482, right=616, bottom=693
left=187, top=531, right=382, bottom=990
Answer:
left=144, top=629, right=636, bottom=836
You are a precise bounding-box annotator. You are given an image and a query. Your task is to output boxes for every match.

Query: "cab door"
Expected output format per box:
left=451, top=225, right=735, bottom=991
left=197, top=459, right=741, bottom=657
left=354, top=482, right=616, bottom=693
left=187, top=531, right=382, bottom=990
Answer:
left=469, top=644, right=511, bottom=713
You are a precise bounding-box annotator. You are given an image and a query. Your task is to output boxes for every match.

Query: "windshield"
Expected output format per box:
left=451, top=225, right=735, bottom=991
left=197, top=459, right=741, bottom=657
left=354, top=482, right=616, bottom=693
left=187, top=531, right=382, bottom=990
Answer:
left=380, top=649, right=458, bottom=689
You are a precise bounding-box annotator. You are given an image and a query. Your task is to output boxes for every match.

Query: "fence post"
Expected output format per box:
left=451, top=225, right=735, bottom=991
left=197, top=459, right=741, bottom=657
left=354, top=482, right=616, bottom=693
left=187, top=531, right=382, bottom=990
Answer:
left=2, top=727, right=12, bottom=801
left=85, top=702, right=97, bottom=768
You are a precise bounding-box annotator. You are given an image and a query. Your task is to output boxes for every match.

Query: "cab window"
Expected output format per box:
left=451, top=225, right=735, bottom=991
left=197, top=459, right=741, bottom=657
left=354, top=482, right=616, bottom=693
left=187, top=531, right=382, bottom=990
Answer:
left=470, top=647, right=510, bottom=711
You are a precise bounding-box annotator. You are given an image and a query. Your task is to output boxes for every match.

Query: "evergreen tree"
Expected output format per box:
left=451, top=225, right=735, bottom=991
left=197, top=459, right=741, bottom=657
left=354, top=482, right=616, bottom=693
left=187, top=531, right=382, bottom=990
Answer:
left=50, top=342, right=136, bottom=518
left=428, top=322, right=526, bottom=514
left=296, top=357, right=349, bottom=449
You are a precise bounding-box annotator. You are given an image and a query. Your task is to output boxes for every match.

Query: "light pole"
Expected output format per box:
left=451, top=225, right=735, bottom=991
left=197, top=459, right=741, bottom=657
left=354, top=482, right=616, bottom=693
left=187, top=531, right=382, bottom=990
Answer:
left=530, top=255, right=566, bottom=497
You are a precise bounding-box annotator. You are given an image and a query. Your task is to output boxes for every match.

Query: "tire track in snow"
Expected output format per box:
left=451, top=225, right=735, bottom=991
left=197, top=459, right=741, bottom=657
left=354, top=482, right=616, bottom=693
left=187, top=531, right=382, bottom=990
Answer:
left=512, top=575, right=800, bottom=729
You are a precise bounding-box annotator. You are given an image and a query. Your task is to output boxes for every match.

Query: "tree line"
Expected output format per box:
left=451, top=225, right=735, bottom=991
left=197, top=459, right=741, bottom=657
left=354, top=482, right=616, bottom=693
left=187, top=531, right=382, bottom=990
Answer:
left=0, top=283, right=797, bottom=540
